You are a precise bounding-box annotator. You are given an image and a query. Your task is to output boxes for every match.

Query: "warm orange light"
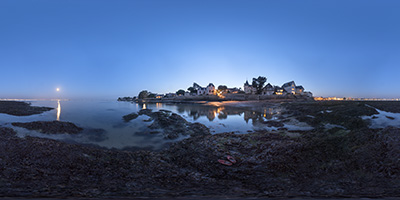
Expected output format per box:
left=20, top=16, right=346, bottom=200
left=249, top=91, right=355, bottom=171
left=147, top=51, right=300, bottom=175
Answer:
left=56, top=100, right=61, bottom=121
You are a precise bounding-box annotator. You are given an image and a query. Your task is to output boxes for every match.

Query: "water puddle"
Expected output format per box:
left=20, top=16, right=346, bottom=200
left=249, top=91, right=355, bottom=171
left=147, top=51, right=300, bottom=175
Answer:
left=363, top=105, right=400, bottom=128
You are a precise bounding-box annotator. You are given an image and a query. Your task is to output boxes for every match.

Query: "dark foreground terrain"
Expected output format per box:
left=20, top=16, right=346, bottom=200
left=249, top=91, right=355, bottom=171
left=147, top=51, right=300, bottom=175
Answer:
left=0, top=101, right=399, bottom=198
left=1, top=126, right=400, bottom=198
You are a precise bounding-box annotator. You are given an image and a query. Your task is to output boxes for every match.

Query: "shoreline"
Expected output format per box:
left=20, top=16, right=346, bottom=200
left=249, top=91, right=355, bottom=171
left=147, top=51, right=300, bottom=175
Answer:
left=0, top=100, right=400, bottom=198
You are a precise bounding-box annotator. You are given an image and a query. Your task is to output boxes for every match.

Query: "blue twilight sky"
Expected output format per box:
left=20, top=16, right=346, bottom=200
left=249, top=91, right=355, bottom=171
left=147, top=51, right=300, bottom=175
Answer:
left=1, top=0, right=400, bottom=99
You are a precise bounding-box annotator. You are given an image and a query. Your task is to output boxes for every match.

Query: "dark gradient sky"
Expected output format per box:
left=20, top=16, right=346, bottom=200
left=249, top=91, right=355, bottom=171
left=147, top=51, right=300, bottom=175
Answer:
left=1, top=0, right=400, bottom=99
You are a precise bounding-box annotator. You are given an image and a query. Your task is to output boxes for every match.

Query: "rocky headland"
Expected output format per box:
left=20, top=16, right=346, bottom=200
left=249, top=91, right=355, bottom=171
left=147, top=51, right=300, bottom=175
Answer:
left=0, top=101, right=53, bottom=116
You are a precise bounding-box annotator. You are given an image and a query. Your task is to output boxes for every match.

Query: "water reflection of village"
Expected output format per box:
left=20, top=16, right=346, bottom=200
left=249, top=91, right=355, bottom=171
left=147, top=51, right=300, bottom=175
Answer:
left=173, top=104, right=281, bottom=125
left=137, top=102, right=282, bottom=126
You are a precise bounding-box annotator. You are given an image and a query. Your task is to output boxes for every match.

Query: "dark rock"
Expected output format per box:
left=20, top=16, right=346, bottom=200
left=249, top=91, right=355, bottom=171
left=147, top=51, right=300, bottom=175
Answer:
left=386, top=116, right=395, bottom=120
left=117, top=97, right=135, bottom=101
left=123, top=112, right=139, bottom=122
left=187, top=122, right=211, bottom=137
left=137, top=110, right=210, bottom=139
left=1, top=124, right=400, bottom=198
left=0, top=101, right=53, bottom=116
left=283, top=101, right=379, bottom=130
left=12, top=121, right=83, bottom=134
left=138, top=109, right=153, bottom=116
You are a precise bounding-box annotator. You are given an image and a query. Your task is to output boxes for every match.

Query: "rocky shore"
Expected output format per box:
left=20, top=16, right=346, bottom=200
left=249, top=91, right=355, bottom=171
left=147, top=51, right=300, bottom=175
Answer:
left=124, top=109, right=210, bottom=139
left=12, top=121, right=83, bottom=134
left=0, top=100, right=400, bottom=198
left=0, top=101, right=53, bottom=116
left=1, top=124, right=400, bottom=198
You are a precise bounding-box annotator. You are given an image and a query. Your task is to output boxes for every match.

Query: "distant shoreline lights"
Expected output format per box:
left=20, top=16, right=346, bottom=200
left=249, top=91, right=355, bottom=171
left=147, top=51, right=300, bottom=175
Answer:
left=314, top=97, right=400, bottom=101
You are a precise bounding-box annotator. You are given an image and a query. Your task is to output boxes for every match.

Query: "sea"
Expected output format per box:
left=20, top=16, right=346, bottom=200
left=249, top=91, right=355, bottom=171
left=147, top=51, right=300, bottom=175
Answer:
left=0, top=100, right=283, bottom=151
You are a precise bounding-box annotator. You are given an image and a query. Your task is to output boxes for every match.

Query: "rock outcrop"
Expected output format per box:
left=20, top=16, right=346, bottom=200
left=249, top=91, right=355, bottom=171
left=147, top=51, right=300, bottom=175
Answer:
left=12, top=121, right=83, bottom=134
left=128, top=109, right=211, bottom=139
left=0, top=101, right=53, bottom=116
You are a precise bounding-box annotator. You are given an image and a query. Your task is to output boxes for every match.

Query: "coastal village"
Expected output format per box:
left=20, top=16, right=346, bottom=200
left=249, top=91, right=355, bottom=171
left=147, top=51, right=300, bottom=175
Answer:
left=119, top=77, right=313, bottom=101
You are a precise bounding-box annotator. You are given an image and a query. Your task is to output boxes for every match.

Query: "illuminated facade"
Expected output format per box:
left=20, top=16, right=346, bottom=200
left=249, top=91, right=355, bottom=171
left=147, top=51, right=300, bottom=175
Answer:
left=197, top=83, right=216, bottom=95
left=282, top=81, right=296, bottom=94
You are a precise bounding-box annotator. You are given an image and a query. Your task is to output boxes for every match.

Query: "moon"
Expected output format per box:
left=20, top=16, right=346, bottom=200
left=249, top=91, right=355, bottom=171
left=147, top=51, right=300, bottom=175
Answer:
left=56, top=88, right=60, bottom=92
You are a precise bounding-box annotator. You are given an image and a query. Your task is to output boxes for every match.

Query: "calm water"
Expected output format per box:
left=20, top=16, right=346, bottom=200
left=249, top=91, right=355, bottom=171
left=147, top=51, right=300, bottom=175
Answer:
left=0, top=100, right=282, bottom=150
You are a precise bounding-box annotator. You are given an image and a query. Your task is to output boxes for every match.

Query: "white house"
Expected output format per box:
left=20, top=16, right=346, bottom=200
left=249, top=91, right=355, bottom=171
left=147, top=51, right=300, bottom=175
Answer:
left=244, top=81, right=256, bottom=94
left=295, top=86, right=304, bottom=94
left=282, top=81, right=296, bottom=94
left=197, top=83, right=216, bottom=95
left=262, top=83, right=274, bottom=95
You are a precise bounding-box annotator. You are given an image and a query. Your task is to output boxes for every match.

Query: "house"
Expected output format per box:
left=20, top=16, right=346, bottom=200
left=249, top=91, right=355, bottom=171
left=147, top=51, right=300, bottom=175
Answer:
left=295, top=86, right=304, bottom=94
left=303, top=91, right=313, bottom=97
left=197, top=83, right=216, bottom=95
left=274, top=86, right=284, bottom=95
left=244, top=81, right=256, bottom=94
left=282, top=81, right=296, bottom=94
left=244, top=81, right=252, bottom=94
left=262, top=83, right=274, bottom=95
left=282, top=81, right=306, bottom=95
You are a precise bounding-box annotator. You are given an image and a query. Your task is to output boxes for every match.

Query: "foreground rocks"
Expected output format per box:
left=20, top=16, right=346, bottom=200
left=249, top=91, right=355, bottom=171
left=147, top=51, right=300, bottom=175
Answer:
left=122, top=113, right=139, bottom=122
left=0, top=101, right=53, bottom=116
left=1, top=125, right=400, bottom=198
left=127, top=109, right=211, bottom=139
left=283, top=101, right=379, bottom=130
left=12, top=121, right=83, bottom=134
left=0, top=127, right=169, bottom=197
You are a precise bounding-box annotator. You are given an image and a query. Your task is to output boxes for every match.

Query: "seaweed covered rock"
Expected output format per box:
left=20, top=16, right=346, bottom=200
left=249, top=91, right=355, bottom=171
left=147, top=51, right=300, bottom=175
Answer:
left=0, top=101, right=53, bottom=116
left=284, top=101, right=379, bottom=130
left=138, top=109, right=210, bottom=139
left=12, top=121, right=83, bottom=134
left=122, top=113, right=139, bottom=122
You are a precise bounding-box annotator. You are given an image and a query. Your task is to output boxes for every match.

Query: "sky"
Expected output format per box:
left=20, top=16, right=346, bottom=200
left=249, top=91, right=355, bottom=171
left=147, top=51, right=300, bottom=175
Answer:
left=1, top=0, right=400, bottom=99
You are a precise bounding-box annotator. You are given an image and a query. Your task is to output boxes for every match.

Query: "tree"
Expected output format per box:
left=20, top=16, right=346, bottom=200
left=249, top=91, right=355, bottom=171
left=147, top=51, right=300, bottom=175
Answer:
left=138, top=90, right=149, bottom=99
left=148, top=93, right=156, bottom=98
left=187, top=87, right=197, bottom=94
left=252, top=76, right=267, bottom=94
left=176, top=89, right=185, bottom=96
left=218, top=85, right=228, bottom=91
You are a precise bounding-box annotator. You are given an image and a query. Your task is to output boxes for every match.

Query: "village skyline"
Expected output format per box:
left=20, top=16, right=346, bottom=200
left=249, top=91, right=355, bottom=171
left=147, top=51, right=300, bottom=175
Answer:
left=132, top=76, right=312, bottom=100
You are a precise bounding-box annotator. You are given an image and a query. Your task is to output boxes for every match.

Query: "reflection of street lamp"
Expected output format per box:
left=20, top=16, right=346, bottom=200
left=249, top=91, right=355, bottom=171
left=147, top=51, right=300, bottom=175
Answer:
left=57, top=100, right=61, bottom=121
left=56, top=87, right=61, bottom=121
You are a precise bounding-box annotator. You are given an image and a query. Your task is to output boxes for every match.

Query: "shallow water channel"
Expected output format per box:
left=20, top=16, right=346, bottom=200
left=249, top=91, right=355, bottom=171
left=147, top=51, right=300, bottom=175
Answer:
left=0, top=100, right=285, bottom=150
